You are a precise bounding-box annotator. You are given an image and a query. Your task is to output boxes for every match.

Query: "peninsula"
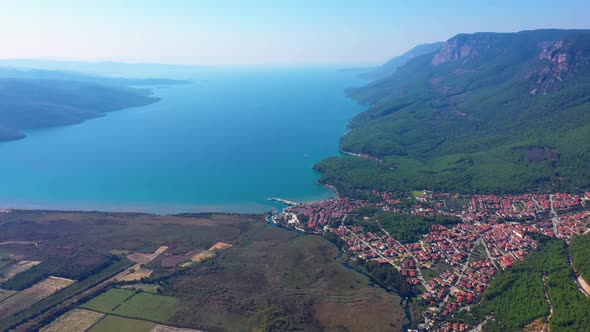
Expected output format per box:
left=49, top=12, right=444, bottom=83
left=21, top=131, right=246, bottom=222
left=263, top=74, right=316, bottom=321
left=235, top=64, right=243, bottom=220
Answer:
left=0, top=68, right=188, bottom=142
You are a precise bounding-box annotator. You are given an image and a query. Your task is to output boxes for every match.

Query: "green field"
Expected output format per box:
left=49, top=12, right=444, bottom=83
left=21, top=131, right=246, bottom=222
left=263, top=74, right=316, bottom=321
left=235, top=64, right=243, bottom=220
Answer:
left=0, top=258, right=132, bottom=332
left=350, top=211, right=460, bottom=244
left=81, top=288, right=178, bottom=322
left=89, top=315, right=155, bottom=332
left=421, top=262, right=453, bottom=282
left=81, top=289, right=136, bottom=313
left=411, top=190, right=425, bottom=198
left=113, top=292, right=178, bottom=322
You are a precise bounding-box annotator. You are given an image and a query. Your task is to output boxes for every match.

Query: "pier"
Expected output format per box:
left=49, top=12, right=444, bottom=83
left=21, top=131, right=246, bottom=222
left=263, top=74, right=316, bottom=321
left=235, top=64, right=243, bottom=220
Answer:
left=267, top=197, right=300, bottom=206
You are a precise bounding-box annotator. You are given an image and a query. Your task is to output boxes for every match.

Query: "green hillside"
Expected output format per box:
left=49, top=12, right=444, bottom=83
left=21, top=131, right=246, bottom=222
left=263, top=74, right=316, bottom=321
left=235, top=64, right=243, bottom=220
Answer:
left=571, top=233, right=590, bottom=282
left=317, top=29, right=590, bottom=195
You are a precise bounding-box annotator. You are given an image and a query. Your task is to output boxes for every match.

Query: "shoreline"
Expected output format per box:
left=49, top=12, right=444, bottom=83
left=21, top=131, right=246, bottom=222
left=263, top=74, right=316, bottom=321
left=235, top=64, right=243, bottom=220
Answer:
left=319, top=182, right=340, bottom=199
left=0, top=201, right=272, bottom=216
left=0, top=208, right=264, bottom=221
left=0, top=87, right=164, bottom=144
left=0, top=69, right=361, bottom=218
left=0, top=186, right=338, bottom=217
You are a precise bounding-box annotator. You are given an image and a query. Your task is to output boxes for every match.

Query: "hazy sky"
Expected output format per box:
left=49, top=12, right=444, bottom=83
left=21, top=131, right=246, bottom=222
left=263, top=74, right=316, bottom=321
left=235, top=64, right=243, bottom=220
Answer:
left=1, top=0, right=589, bottom=66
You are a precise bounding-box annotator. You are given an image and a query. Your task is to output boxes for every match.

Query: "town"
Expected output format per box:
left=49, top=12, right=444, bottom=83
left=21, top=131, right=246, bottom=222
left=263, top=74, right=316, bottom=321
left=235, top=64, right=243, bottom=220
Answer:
left=271, top=191, right=590, bottom=331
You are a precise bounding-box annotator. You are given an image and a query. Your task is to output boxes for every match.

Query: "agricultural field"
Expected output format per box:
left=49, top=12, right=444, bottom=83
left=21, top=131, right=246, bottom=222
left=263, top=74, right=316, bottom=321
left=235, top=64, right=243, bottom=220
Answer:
left=81, top=288, right=136, bottom=313
left=81, top=288, right=178, bottom=322
left=159, top=249, right=201, bottom=268
left=0, top=260, right=41, bottom=282
left=114, top=292, right=179, bottom=322
left=0, top=210, right=407, bottom=331
left=0, top=276, right=74, bottom=320
left=120, top=283, right=162, bottom=294
left=128, top=246, right=169, bottom=264
left=86, top=315, right=204, bottom=332
left=150, top=325, right=204, bottom=332
left=208, top=241, right=232, bottom=251
left=0, top=288, right=15, bottom=302
left=115, top=264, right=153, bottom=282
left=176, top=241, right=233, bottom=268
left=40, top=308, right=105, bottom=332
left=89, top=315, right=156, bottom=332
left=179, top=250, right=215, bottom=268
left=43, top=307, right=205, bottom=332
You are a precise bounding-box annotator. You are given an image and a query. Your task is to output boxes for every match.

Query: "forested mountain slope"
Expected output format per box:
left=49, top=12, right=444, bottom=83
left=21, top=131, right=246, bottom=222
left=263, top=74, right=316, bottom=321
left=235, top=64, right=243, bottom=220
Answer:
left=317, top=29, right=590, bottom=196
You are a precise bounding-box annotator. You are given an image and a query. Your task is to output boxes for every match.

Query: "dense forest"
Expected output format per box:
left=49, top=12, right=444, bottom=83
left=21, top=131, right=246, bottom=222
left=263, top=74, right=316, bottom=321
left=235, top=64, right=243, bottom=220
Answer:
left=345, top=209, right=460, bottom=243
left=351, top=258, right=413, bottom=298
left=1, top=251, right=117, bottom=290
left=570, top=233, right=590, bottom=282
left=375, top=212, right=460, bottom=244
left=317, top=29, right=590, bottom=196
left=457, top=238, right=590, bottom=331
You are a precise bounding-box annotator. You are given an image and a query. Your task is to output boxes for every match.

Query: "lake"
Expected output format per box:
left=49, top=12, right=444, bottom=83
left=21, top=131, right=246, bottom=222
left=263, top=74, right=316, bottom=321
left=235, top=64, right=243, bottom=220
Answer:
left=0, top=68, right=365, bottom=213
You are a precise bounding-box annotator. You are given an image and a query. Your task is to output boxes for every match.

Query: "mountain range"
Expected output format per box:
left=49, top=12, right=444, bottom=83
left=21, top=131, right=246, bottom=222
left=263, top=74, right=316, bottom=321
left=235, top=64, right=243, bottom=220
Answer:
left=316, top=29, right=590, bottom=196
left=360, top=42, right=444, bottom=81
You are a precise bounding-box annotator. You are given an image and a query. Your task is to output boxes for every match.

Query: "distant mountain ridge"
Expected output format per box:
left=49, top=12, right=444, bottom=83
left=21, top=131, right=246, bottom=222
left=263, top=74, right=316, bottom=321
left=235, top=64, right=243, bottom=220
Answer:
left=0, top=59, right=200, bottom=78
left=361, top=42, right=444, bottom=81
left=317, top=29, right=590, bottom=196
left=0, top=67, right=189, bottom=86
left=0, top=68, right=187, bottom=142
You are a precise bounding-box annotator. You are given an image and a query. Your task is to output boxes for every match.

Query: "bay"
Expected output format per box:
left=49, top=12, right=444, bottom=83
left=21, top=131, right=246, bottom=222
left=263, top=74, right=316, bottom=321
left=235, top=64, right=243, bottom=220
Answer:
left=0, top=67, right=364, bottom=213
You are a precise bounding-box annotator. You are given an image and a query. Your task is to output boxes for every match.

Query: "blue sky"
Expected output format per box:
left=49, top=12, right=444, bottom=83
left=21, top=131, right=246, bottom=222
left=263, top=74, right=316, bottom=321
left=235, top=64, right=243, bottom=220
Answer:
left=1, top=0, right=589, bottom=66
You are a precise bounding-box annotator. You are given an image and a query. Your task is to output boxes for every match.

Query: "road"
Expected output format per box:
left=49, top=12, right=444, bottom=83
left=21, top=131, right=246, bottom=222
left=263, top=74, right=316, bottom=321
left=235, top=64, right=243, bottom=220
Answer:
left=346, top=226, right=433, bottom=293
left=345, top=226, right=401, bottom=270
left=542, top=275, right=553, bottom=332
left=480, top=238, right=499, bottom=270
left=376, top=225, right=432, bottom=292
left=437, top=237, right=482, bottom=310
left=565, top=243, right=590, bottom=298
left=469, top=315, right=492, bottom=332
left=0, top=241, right=39, bottom=248
left=574, top=275, right=590, bottom=298
left=549, top=194, right=560, bottom=238
left=531, top=196, right=543, bottom=213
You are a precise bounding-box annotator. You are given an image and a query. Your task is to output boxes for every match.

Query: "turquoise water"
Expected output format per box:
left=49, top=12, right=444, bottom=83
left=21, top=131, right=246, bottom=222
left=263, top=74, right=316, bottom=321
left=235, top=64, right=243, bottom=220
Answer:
left=0, top=68, right=364, bottom=213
